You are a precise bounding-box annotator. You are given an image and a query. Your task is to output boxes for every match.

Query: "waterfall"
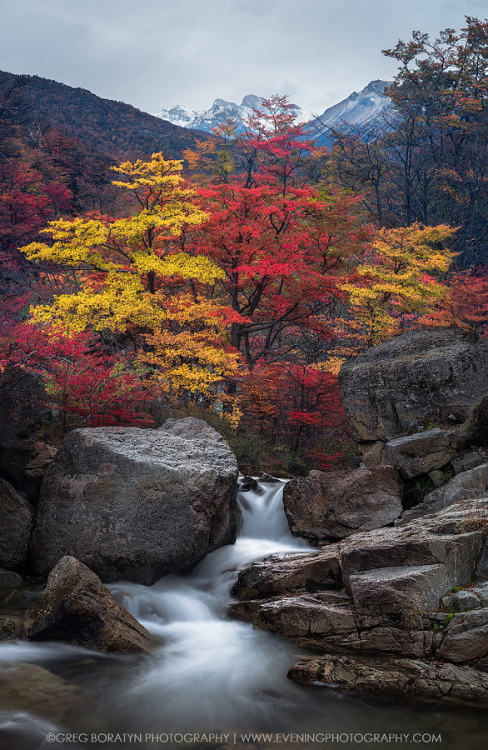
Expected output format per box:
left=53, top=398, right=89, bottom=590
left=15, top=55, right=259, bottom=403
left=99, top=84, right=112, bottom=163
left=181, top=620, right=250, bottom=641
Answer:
left=107, top=478, right=311, bottom=730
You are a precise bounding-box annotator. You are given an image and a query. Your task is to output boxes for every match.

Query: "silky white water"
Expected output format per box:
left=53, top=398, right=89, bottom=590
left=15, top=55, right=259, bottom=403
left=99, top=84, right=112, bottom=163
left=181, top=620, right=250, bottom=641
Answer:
left=1, top=479, right=487, bottom=749
left=108, top=478, right=312, bottom=730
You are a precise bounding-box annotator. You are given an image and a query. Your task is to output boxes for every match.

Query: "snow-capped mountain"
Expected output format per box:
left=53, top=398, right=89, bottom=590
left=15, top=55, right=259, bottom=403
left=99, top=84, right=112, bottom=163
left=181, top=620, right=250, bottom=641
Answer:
left=156, top=82, right=391, bottom=144
left=156, top=95, right=265, bottom=134
left=307, top=80, right=392, bottom=146
left=155, top=104, right=200, bottom=130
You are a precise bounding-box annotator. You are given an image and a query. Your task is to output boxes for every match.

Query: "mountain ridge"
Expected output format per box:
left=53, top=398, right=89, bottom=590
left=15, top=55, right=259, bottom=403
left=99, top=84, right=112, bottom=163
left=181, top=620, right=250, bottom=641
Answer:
left=157, top=94, right=302, bottom=134
left=157, top=81, right=392, bottom=144
left=307, top=79, right=392, bottom=146
left=0, top=70, right=210, bottom=161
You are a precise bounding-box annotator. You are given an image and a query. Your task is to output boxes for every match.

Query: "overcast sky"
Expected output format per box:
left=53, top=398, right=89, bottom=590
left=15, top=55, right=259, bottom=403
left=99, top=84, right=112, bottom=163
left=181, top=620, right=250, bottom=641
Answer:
left=1, top=0, right=486, bottom=118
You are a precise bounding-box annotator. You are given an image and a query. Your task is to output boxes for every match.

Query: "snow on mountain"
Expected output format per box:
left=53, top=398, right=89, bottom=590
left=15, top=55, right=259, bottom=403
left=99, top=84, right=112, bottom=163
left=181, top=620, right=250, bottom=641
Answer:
left=156, top=82, right=391, bottom=145
left=156, top=94, right=302, bottom=134
left=307, top=80, right=392, bottom=146
left=156, top=95, right=264, bottom=134
left=156, top=104, right=200, bottom=130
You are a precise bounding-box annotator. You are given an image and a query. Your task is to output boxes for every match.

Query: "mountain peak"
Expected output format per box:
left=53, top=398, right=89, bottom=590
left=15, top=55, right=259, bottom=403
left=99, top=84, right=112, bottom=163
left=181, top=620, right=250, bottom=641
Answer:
left=308, top=80, right=392, bottom=146
left=241, top=94, right=262, bottom=109
left=156, top=81, right=390, bottom=143
left=156, top=95, right=267, bottom=134
left=362, top=79, right=390, bottom=95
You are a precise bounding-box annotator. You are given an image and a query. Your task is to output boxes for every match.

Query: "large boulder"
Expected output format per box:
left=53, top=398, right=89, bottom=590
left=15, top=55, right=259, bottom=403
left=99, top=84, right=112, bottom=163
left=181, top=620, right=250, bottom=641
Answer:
left=0, top=478, right=33, bottom=570
left=24, top=556, right=152, bottom=652
left=339, top=500, right=485, bottom=598
left=283, top=466, right=402, bottom=542
left=0, top=367, right=54, bottom=502
left=338, top=329, right=488, bottom=459
left=29, top=418, right=239, bottom=583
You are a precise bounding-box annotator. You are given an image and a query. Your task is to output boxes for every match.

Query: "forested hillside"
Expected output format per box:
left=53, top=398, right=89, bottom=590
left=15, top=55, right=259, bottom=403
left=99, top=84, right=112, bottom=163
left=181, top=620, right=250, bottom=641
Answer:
left=0, top=70, right=208, bottom=160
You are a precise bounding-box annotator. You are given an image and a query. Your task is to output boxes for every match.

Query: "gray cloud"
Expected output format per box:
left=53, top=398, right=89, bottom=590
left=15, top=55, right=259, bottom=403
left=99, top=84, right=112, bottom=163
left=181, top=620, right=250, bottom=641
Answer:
left=0, top=0, right=485, bottom=118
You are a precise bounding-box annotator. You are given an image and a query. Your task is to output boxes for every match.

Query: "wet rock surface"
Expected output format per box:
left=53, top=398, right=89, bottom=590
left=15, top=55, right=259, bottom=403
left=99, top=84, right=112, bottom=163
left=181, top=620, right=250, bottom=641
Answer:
left=0, top=663, right=79, bottom=721
left=231, top=497, right=488, bottom=705
left=283, top=466, right=402, bottom=542
left=24, top=555, right=153, bottom=652
left=288, top=654, right=488, bottom=705
left=0, top=478, right=33, bottom=571
left=232, top=547, right=342, bottom=600
left=29, top=417, right=240, bottom=584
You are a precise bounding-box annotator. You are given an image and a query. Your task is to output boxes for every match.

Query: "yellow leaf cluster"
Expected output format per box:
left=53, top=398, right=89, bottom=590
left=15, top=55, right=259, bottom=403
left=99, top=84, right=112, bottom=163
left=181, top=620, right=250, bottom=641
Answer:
left=138, top=294, right=241, bottom=422
left=30, top=272, right=162, bottom=334
left=340, top=223, right=456, bottom=348
left=19, top=153, right=239, bottom=421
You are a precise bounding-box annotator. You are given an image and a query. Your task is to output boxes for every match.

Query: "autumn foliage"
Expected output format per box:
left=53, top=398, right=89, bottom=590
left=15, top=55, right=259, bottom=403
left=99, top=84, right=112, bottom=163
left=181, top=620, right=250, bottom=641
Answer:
left=328, top=17, right=488, bottom=269
left=0, top=325, right=152, bottom=429
left=419, top=271, right=488, bottom=338
left=2, top=68, right=488, bottom=474
left=339, top=223, right=456, bottom=350
left=19, top=153, right=241, bottom=422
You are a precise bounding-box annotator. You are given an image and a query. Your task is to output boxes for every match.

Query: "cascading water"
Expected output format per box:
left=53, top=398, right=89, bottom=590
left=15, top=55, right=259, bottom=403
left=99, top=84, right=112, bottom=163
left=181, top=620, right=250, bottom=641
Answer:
left=107, top=479, right=312, bottom=730
left=1, top=479, right=487, bottom=749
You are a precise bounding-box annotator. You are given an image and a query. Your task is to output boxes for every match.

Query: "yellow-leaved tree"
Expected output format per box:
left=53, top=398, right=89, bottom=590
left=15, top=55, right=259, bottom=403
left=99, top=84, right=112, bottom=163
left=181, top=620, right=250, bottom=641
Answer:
left=338, top=223, right=457, bottom=349
left=20, top=153, right=240, bottom=422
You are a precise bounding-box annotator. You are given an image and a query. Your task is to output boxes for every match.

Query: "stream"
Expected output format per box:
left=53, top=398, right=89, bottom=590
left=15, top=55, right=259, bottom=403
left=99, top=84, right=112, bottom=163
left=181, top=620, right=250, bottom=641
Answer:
left=0, top=479, right=486, bottom=750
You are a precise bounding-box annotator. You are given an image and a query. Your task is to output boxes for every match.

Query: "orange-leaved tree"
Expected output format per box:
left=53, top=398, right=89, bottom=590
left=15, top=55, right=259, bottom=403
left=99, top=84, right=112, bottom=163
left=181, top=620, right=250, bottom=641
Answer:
left=339, top=223, right=456, bottom=349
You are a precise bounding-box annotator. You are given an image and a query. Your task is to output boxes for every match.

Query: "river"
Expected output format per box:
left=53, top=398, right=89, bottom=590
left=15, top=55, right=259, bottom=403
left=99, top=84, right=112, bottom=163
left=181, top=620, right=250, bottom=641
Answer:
left=0, top=479, right=486, bottom=749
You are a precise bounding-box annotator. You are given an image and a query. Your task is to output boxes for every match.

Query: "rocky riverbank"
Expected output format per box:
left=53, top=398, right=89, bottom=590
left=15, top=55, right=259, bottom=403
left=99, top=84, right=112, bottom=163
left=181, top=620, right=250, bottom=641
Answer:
left=1, top=327, right=488, bottom=710
left=229, top=329, right=488, bottom=705
left=230, top=498, right=488, bottom=704
left=0, top=413, right=240, bottom=653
